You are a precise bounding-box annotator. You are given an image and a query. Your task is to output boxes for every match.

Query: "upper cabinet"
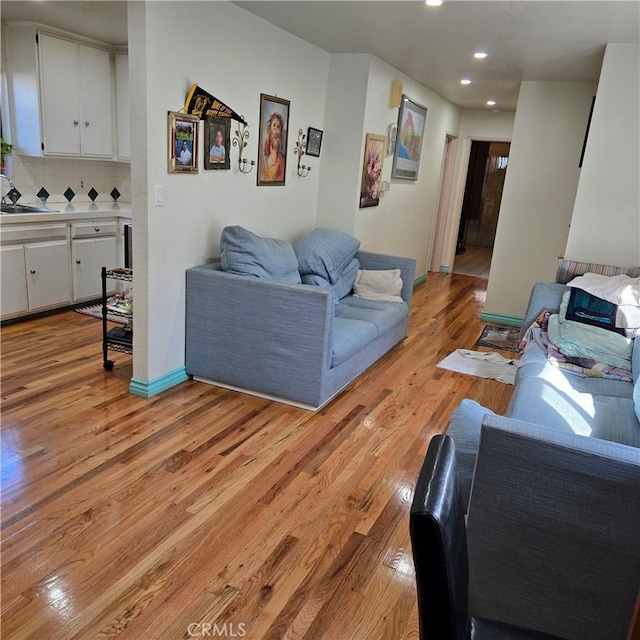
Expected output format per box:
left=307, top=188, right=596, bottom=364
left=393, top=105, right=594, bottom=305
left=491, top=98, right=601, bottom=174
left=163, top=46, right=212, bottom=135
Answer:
left=4, top=24, right=128, bottom=161
left=115, top=52, right=130, bottom=161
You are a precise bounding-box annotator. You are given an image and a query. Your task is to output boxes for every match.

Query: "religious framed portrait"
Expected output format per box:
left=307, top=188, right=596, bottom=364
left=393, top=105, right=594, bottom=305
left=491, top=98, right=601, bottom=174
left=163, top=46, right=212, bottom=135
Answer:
left=204, top=116, right=231, bottom=170
left=168, top=111, right=199, bottom=174
left=257, top=94, right=290, bottom=186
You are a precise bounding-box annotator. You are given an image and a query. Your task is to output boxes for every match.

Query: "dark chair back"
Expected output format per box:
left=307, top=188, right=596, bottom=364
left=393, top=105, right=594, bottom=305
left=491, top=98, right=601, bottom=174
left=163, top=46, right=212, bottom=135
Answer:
left=410, top=435, right=470, bottom=640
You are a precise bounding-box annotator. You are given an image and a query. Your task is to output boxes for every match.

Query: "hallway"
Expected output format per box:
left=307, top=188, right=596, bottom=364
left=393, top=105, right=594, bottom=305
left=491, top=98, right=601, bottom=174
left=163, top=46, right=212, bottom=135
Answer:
left=453, top=245, right=492, bottom=279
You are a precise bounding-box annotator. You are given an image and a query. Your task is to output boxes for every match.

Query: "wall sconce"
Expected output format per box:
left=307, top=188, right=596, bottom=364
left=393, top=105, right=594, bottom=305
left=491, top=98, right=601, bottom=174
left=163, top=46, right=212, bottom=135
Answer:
left=232, top=120, right=256, bottom=174
left=294, top=129, right=311, bottom=177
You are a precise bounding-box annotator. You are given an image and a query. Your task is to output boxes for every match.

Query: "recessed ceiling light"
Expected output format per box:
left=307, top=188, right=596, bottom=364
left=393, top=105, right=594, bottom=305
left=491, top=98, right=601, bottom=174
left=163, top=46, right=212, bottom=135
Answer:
left=474, top=52, right=488, bottom=59
left=460, top=79, right=472, bottom=85
left=487, top=100, right=496, bottom=106
left=425, top=0, right=443, bottom=6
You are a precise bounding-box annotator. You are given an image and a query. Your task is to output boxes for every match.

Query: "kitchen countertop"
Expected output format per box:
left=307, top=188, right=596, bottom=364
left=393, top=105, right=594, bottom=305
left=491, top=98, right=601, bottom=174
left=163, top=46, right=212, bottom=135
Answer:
left=0, top=203, right=132, bottom=224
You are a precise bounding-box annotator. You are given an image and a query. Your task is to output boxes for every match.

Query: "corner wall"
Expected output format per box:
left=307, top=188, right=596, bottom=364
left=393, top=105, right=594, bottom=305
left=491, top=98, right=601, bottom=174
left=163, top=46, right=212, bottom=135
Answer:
left=565, top=44, right=640, bottom=266
left=484, top=81, right=596, bottom=321
left=129, top=1, right=331, bottom=384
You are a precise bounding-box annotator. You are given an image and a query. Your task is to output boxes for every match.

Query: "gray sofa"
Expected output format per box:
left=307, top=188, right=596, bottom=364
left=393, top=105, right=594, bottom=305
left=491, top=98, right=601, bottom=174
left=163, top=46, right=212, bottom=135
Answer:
left=448, top=276, right=640, bottom=506
left=185, top=248, right=416, bottom=409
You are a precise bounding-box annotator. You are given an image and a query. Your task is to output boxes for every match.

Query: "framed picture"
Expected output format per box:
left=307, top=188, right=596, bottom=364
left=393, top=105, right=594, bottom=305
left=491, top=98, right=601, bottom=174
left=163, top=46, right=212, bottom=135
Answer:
left=391, top=95, right=427, bottom=180
left=204, top=116, right=231, bottom=170
left=306, top=127, right=323, bottom=157
left=386, top=123, right=397, bottom=156
left=360, top=133, right=386, bottom=208
left=168, top=111, right=199, bottom=173
left=257, top=93, right=290, bottom=186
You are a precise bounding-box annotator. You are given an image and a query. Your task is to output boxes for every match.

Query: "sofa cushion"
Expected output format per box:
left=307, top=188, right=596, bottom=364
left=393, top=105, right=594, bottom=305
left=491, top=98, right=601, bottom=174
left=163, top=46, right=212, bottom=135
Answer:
left=220, top=225, right=301, bottom=284
left=302, top=257, right=360, bottom=304
left=295, top=228, right=361, bottom=284
left=517, top=337, right=634, bottom=399
left=331, top=317, right=377, bottom=367
left=506, top=376, right=640, bottom=447
left=353, top=269, right=403, bottom=303
left=335, top=296, right=408, bottom=337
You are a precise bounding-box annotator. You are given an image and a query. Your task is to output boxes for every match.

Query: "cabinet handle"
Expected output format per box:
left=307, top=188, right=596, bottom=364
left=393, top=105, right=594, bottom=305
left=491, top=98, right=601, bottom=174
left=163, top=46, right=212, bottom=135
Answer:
left=30, top=270, right=36, bottom=274
left=74, top=120, right=79, bottom=126
left=76, top=260, right=81, bottom=264
left=85, top=121, right=90, bottom=127
left=94, top=227, right=100, bottom=232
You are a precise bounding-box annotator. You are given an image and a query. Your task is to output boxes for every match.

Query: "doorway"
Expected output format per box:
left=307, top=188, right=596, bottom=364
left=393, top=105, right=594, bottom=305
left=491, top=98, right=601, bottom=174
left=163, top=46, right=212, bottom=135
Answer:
left=453, top=141, right=510, bottom=278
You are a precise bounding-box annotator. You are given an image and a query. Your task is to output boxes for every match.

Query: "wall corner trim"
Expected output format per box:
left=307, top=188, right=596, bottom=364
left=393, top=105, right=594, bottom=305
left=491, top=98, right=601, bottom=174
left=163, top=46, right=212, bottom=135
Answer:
left=129, top=367, right=190, bottom=398
left=479, top=312, right=523, bottom=328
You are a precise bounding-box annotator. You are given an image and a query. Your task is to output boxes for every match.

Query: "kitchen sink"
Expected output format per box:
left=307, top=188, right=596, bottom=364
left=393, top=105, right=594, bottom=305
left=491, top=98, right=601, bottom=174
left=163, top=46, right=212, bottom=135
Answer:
left=1, top=204, right=59, bottom=214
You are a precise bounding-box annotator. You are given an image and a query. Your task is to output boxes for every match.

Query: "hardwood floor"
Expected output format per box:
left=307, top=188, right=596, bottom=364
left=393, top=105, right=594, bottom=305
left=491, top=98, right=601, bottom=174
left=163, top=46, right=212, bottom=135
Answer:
left=453, top=246, right=492, bottom=279
left=1, top=273, right=514, bottom=640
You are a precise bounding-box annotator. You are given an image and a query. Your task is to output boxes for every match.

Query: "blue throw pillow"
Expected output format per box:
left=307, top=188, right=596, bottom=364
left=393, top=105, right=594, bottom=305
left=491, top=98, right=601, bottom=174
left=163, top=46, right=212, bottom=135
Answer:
left=295, top=228, right=361, bottom=284
left=220, top=225, right=301, bottom=284
left=302, top=258, right=360, bottom=304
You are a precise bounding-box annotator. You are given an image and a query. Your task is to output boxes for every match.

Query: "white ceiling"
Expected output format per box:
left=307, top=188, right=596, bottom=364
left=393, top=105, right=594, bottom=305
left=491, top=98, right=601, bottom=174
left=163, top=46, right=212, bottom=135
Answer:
left=2, top=1, right=638, bottom=111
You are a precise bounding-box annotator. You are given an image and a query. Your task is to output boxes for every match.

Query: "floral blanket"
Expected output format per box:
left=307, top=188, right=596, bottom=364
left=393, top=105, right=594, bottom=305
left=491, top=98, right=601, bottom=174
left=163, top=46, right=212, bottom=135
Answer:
left=520, top=311, right=633, bottom=383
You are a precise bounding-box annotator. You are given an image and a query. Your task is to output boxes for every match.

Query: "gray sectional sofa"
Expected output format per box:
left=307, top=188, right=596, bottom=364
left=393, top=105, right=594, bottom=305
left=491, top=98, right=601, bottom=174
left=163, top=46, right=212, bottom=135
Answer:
left=185, top=227, right=416, bottom=409
left=447, top=270, right=640, bottom=506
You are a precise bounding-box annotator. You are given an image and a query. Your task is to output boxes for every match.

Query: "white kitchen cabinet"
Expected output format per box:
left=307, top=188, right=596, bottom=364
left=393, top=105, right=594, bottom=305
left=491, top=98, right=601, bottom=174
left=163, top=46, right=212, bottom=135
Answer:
left=115, top=52, right=130, bottom=161
left=38, top=32, right=114, bottom=158
left=25, top=240, right=73, bottom=312
left=72, top=237, right=117, bottom=301
left=1, top=245, right=29, bottom=317
left=4, top=24, right=115, bottom=159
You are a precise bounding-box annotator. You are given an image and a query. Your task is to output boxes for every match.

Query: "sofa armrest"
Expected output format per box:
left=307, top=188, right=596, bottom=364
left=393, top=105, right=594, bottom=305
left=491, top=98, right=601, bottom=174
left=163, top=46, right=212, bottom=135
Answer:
left=186, top=263, right=334, bottom=406
left=467, top=414, right=640, bottom=640
left=519, top=281, right=569, bottom=340
left=356, top=250, right=417, bottom=306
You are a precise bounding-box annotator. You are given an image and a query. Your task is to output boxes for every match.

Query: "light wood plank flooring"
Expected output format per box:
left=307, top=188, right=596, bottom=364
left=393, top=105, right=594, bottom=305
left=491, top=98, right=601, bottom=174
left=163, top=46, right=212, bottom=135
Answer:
left=453, top=246, right=492, bottom=279
left=1, top=273, right=513, bottom=640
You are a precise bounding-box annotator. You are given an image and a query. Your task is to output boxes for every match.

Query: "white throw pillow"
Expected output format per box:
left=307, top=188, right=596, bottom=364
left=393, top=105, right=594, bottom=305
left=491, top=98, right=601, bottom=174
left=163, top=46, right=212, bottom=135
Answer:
left=353, top=269, right=403, bottom=303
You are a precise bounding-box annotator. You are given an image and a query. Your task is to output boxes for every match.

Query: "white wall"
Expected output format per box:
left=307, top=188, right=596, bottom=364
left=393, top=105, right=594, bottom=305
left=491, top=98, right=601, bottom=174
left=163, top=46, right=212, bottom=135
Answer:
left=355, top=57, right=462, bottom=276
left=317, top=55, right=462, bottom=277
left=440, top=109, right=515, bottom=271
left=484, top=81, right=597, bottom=320
left=565, top=44, right=640, bottom=266
left=129, top=1, right=331, bottom=382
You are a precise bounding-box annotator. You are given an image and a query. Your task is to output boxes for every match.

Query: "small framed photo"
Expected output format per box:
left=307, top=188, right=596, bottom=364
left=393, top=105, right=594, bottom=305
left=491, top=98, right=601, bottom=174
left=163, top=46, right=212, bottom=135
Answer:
left=360, top=133, right=386, bottom=208
left=168, top=111, right=199, bottom=173
left=306, top=127, right=323, bottom=157
left=257, top=93, right=290, bottom=186
left=391, top=95, right=427, bottom=180
left=204, top=116, right=231, bottom=170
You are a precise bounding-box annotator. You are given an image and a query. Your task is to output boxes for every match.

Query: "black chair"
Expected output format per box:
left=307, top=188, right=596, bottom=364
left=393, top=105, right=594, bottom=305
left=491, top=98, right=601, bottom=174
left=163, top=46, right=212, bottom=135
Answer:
left=409, top=435, right=563, bottom=640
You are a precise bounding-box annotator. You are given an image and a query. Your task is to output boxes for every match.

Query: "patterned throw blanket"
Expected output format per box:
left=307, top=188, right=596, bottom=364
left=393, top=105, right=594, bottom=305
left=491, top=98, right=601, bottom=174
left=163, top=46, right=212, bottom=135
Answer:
left=520, top=311, right=633, bottom=383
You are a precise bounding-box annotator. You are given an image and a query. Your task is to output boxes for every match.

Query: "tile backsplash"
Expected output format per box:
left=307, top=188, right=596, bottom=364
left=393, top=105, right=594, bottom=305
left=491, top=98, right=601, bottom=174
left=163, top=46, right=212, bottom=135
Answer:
left=3, top=154, right=131, bottom=206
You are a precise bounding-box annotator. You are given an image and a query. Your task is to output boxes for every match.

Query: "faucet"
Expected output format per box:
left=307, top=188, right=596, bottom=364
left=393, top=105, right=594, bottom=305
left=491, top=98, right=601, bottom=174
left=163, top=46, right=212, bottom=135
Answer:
left=0, top=173, right=16, bottom=205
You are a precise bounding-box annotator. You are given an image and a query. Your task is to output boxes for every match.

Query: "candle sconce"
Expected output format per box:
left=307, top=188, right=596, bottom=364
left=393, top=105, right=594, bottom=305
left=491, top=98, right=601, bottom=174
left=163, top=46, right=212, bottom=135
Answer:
left=232, top=120, right=256, bottom=174
left=294, top=129, right=311, bottom=177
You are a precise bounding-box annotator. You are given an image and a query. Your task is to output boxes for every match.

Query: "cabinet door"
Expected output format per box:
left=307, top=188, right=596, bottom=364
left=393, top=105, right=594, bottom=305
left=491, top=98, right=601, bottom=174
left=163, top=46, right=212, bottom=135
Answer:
left=79, top=43, right=114, bottom=158
left=1, top=245, right=29, bottom=318
left=115, top=53, right=130, bottom=160
left=38, top=33, right=81, bottom=156
left=72, top=237, right=117, bottom=301
left=25, top=240, right=72, bottom=311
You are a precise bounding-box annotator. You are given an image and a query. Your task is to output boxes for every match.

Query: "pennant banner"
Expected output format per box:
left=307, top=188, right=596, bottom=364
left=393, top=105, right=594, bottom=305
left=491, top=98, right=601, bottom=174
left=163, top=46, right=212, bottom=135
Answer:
left=184, top=84, right=247, bottom=125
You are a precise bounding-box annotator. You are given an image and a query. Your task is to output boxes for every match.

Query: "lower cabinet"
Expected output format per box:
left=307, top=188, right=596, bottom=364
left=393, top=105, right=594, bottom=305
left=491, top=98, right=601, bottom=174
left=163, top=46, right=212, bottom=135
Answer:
left=72, top=236, right=117, bottom=301
left=26, top=240, right=73, bottom=311
left=1, top=245, right=29, bottom=317
left=1, top=240, right=72, bottom=318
